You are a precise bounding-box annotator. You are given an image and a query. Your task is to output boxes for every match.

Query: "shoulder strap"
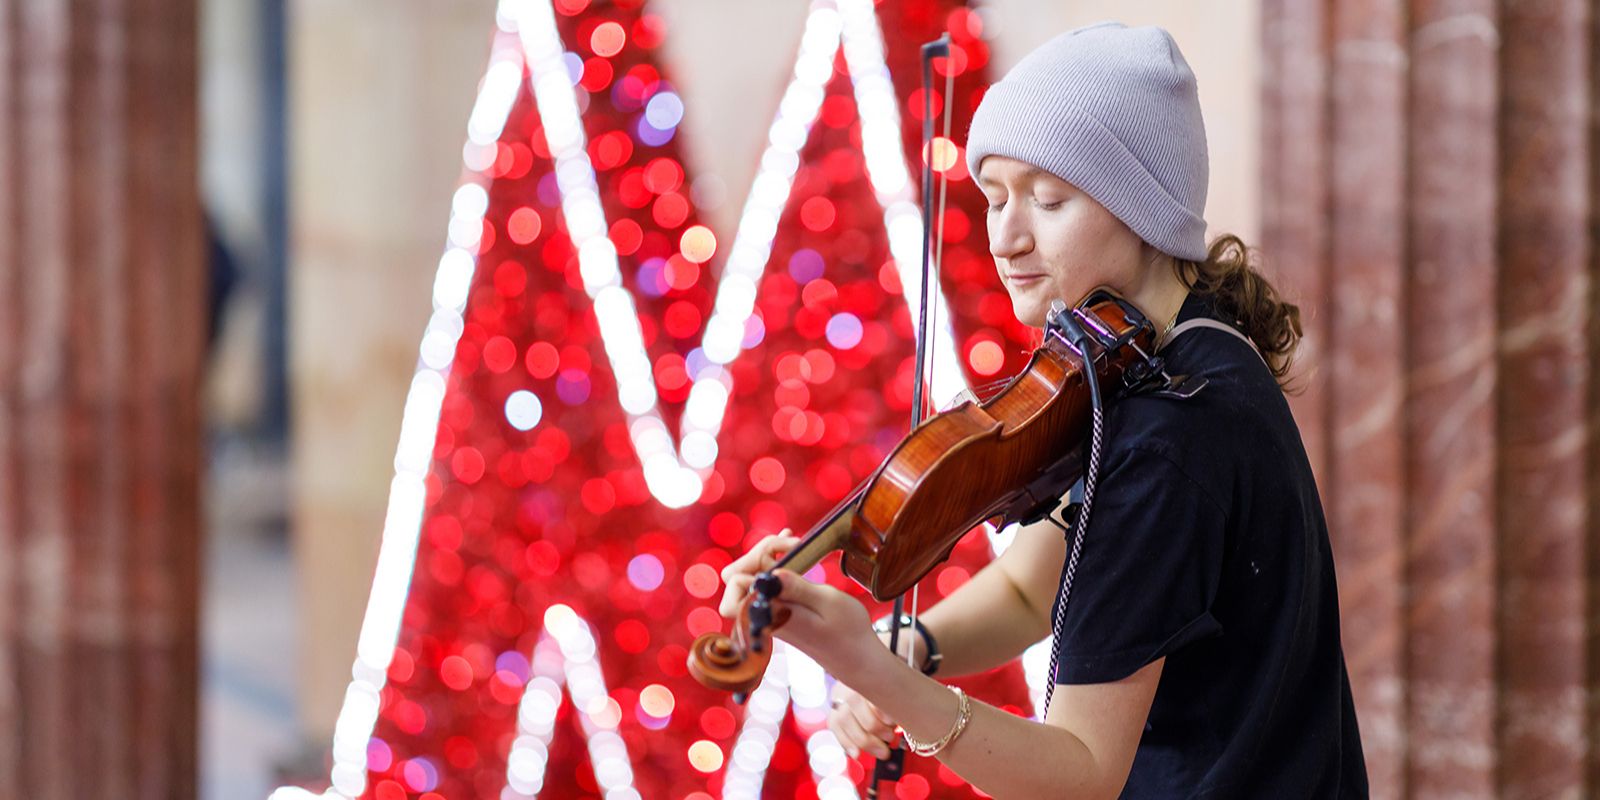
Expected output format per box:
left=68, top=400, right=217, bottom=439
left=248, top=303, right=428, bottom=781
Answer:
left=1158, top=317, right=1268, bottom=368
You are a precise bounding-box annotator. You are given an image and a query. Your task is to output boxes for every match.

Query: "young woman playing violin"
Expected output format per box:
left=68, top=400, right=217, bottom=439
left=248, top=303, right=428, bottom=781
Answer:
left=717, top=23, right=1367, bottom=798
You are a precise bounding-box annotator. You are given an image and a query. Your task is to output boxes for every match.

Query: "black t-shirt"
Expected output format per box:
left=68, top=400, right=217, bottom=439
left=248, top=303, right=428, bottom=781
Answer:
left=1048, top=291, right=1369, bottom=798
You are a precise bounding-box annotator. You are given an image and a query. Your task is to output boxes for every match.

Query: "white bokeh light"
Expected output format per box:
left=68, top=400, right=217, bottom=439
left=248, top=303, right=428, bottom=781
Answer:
left=505, top=389, right=544, bottom=431
left=503, top=608, right=639, bottom=799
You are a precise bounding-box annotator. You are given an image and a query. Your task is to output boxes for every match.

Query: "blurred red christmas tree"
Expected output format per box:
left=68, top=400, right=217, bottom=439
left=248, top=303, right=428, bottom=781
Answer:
left=278, top=1, right=1045, bottom=798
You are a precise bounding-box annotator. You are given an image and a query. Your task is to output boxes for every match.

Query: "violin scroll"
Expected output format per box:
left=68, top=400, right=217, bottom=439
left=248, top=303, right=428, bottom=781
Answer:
left=687, top=573, right=791, bottom=701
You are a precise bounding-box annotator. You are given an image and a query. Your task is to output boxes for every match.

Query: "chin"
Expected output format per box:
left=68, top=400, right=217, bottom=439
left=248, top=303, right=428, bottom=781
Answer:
left=1008, top=297, right=1049, bottom=329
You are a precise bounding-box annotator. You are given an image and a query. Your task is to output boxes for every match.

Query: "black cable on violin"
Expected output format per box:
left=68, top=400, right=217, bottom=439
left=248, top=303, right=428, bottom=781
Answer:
left=1038, top=306, right=1108, bottom=721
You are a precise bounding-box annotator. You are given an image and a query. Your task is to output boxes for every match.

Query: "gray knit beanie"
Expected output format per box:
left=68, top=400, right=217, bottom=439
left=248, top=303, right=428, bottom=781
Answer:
left=965, top=21, right=1209, bottom=261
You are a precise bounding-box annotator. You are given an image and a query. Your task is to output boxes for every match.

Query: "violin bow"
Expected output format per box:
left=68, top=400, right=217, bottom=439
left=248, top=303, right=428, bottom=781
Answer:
left=865, top=30, right=955, bottom=799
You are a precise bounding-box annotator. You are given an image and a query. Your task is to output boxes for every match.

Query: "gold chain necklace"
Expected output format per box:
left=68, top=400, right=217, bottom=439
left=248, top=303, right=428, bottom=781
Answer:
left=1157, top=306, right=1181, bottom=347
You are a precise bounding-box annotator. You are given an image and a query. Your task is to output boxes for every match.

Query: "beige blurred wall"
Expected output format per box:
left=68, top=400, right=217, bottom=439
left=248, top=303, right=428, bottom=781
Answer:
left=290, top=0, right=1258, bottom=739
left=290, top=0, right=495, bottom=736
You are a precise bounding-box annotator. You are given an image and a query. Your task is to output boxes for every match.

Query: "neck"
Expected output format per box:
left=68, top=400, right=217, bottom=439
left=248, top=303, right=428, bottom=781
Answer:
left=1123, top=260, right=1190, bottom=338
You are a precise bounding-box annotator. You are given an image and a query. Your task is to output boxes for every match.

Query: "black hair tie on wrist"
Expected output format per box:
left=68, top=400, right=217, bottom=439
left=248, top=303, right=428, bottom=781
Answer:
left=873, top=613, right=942, bottom=676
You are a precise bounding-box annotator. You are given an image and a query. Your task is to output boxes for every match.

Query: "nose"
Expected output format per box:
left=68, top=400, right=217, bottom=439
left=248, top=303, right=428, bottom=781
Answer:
left=987, top=204, right=1033, bottom=262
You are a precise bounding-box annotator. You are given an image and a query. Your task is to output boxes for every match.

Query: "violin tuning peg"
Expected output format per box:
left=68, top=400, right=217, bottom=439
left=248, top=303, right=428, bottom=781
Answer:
left=754, top=572, right=782, bottom=598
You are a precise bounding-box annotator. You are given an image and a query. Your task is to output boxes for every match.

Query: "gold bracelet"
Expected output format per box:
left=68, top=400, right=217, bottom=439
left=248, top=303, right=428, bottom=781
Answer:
left=899, top=685, right=971, bottom=757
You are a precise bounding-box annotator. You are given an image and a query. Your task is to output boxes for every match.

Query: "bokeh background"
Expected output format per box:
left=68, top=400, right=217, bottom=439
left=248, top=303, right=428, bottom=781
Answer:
left=3, top=0, right=1592, bottom=798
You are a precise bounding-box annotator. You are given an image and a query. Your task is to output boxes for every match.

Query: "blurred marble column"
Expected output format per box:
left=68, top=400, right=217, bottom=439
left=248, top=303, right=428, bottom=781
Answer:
left=1495, top=1, right=1590, bottom=796
left=1326, top=0, right=1408, bottom=793
left=1405, top=2, right=1500, bottom=795
left=0, top=0, right=204, bottom=798
left=1263, top=1, right=1596, bottom=796
left=1259, top=0, right=1330, bottom=486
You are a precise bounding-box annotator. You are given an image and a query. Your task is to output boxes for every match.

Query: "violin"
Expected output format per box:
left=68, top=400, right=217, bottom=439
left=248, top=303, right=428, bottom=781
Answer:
left=687, top=290, right=1170, bottom=698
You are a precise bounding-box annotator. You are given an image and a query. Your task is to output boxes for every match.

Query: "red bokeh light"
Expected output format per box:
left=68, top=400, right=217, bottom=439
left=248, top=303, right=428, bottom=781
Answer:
left=590, top=21, right=627, bottom=57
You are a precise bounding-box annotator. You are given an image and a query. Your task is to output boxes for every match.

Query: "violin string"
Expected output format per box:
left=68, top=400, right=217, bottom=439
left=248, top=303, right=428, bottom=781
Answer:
left=950, top=374, right=1023, bottom=408
left=972, top=377, right=1011, bottom=399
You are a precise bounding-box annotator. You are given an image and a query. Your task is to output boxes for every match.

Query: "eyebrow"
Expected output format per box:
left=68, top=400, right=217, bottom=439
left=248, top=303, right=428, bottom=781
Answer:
left=976, top=164, right=1047, bottom=188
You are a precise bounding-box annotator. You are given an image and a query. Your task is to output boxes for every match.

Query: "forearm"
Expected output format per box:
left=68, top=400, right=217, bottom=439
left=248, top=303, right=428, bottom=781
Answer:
left=888, top=556, right=1053, bottom=677
left=852, top=644, right=1115, bottom=799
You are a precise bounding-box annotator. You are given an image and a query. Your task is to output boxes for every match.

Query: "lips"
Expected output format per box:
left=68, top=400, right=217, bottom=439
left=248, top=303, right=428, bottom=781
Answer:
left=1003, top=273, right=1047, bottom=285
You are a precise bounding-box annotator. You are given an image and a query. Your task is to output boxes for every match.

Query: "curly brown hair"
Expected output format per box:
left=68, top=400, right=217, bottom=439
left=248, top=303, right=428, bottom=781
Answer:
left=1171, top=234, right=1303, bottom=391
